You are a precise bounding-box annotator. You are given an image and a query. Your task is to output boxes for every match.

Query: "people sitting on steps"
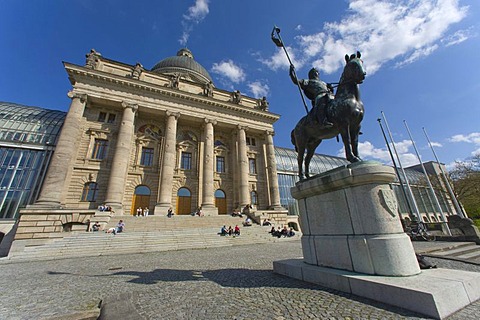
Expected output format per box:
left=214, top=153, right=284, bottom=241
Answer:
left=219, top=225, right=228, bottom=236
left=91, top=221, right=101, bottom=232
left=231, top=209, right=243, bottom=218
left=167, top=207, right=174, bottom=218
left=243, top=217, right=252, bottom=227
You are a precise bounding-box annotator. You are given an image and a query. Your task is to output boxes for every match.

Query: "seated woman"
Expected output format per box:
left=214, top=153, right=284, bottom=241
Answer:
left=228, top=226, right=233, bottom=236
left=242, top=217, right=252, bottom=227
left=116, top=220, right=125, bottom=233
left=234, top=225, right=240, bottom=236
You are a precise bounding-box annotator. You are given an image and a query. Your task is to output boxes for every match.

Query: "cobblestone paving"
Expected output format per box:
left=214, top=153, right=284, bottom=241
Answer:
left=0, top=241, right=479, bottom=320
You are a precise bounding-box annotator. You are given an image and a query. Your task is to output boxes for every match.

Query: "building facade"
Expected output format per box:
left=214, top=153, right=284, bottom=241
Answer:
left=29, top=48, right=283, bottom=219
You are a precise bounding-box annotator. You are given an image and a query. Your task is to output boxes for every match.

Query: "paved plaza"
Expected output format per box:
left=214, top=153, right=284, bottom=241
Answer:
left=1, top=240, right=479, bottom=320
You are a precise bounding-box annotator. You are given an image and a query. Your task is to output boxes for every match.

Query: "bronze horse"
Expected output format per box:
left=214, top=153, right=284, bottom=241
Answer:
left=291, top=51, right=366, bottom=180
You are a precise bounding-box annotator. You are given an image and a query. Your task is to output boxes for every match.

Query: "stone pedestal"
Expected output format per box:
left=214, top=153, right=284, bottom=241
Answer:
left=274, top=162, right=480, bottom=319
left=294, top=161, right=419, bottom=276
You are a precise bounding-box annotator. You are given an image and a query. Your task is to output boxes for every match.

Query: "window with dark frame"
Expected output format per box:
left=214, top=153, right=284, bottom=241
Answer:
left=181, top=152, right=192, bottom=170
left=91, top=139, right=108, bottom=160
left=107, top=113, right=116, bottom=123
left=98, top=112, right=107, bottom=122
left=250, top=190, right=258, bottom=205
left=140, top=147, right=154, bottom=166
left=81, top=182, right=98, bottom=202
left=249, top=158, right=257, bottom=174
left=216, top=156, right=225, bottom=173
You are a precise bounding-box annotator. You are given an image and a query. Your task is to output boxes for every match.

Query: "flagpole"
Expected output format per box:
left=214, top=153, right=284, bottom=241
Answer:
left=381, top=111, right=422, bottom=222
left=422, top=127, right=466, bottom=218
left=377, top=118, right=415, bottom=219
left=271, top=25, right=309, bottom=114
left=404, top=121, right=452, bottom=235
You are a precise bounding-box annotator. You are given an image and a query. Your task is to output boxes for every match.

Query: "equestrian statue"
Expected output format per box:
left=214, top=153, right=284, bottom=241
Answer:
left=290, top=51, right=366, bottom=180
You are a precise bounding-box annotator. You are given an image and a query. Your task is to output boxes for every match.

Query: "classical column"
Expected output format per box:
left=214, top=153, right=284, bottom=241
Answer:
left=237, top=125, right=250, bottom=208
left=105, top=102, right=137, bottom=214
left=265, top=130, right=283, bottom=210
left=201, top=119, right=218, bottom=215
left=34, top=91, right=87, bottom=208
left=155, top=111, right=179, bottom=213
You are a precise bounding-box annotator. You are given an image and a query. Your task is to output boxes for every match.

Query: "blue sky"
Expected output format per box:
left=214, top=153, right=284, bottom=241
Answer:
left=1, top=0, right=479, bottom=169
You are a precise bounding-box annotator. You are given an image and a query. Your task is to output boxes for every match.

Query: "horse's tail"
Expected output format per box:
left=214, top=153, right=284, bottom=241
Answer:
left=291, top=130, right=298, bottom=152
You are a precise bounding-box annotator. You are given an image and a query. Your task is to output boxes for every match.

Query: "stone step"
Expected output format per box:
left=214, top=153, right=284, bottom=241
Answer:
left=7, top=225, right=301, bottom=261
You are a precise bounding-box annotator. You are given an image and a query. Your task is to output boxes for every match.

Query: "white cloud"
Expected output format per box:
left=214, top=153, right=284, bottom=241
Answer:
left=211, top=60, right=246, bottom=84
left=247, top=81, right=269, bottom=98
left=264, top=0, right=469, bottom=75
left=183, top=0, right=209, bottom=22
left=179, top=0, right=210, bottom=46
left=449, top=132, right=480, bottom=144
left=342, top=139, right=419, bottom=166
left=259, top=46, right=300, bottom=71
left=429, top=141, right=443, bottom=148
left=442, top=27, right=475, bottom=46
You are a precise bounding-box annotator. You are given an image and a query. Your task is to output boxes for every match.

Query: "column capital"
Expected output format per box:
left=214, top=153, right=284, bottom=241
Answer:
left=265, top=130, right=275, bottom=137
left=166, top=111, right=181, bottom=119
left=237, top=125, right=248, bottom=131
left=67, top=91, right=87, bottom=103
left=204, top=118, right=217, bottom=126
left=121, top=101, right=139, bottom=112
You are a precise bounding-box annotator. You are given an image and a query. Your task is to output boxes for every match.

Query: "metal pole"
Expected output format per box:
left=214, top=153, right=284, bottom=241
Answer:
left=377, top=118, right=415, bottom=219
left=404, top=121, right=452, bottom=235
left=381, top=111, right=422, bottom=222
left=422, top=127, right=466, bottom=218
left=271, top=25, right=309, bottom=114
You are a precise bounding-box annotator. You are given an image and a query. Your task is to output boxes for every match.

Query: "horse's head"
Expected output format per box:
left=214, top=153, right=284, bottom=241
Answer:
left=343, top=51, right=366, bottom=84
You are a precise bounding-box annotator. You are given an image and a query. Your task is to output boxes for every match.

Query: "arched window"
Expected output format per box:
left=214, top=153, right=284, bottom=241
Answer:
left=135, top=185, right=151, bottom=195
left=81, top=182, right=98, bottom=202
left=177, top=188, right=191, bottom=197
left=215, top=190, right=226, bottom=198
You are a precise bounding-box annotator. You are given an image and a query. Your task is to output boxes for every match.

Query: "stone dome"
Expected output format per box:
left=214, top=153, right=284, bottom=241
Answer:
left=151, top=48, right=213, bottom=85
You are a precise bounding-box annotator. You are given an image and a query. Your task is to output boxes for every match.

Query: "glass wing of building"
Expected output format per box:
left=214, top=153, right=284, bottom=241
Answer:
left=274, top=146, right=454, bottom=221
left=0, top=102, right=66, bottom=219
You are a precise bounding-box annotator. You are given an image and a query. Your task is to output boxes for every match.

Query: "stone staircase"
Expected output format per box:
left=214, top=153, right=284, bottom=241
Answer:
left=4, top=215, right=300, bottom=262
left=421, top=242, right=480, bottom=265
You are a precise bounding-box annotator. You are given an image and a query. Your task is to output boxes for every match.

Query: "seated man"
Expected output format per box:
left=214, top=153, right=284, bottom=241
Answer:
left=91, top=221, right=101, bottom=232
left=287, top=228, right=296, bottom=237
left=219, top=225, right=228, bottom=236
left=262, top=219, right=272, bottom=226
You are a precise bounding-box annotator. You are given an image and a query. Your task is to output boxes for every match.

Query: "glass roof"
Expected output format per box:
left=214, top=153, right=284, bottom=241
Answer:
left=274, top=146, right=350, bottom=174
left=273, top=146, right=429, bottom=186
left=0, top=101, right=66, bottom=146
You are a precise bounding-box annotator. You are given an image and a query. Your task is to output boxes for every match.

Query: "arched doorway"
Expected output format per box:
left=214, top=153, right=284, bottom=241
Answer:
left=176, top=187, right=192, bottom=215
left=215, top=189, right=227, bottom=214
left=131, top=185, right=151, bottom=215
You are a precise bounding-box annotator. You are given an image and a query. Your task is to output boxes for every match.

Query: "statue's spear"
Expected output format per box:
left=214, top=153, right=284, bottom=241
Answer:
left=271, top=25, right=309, bottom=114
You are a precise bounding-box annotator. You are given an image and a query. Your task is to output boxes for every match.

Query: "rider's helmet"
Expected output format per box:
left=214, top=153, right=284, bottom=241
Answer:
left=308, top=68, right=319, bottom=79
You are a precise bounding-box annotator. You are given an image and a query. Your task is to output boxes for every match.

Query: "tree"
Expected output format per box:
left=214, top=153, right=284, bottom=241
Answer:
left=449, top=154, right=480, bottom=219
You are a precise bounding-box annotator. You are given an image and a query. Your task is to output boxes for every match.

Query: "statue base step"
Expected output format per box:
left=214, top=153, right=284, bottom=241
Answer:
left=274, top=259, right=480, bottom=319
